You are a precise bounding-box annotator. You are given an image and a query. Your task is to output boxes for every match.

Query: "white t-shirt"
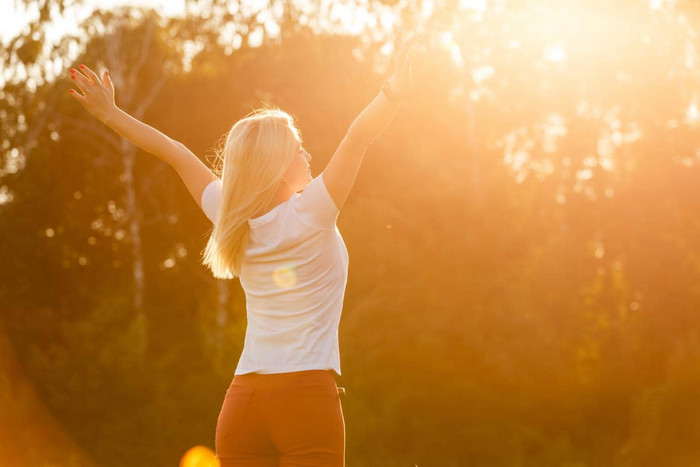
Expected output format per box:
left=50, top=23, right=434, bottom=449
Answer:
left=201, top=173, right=349, bottom=375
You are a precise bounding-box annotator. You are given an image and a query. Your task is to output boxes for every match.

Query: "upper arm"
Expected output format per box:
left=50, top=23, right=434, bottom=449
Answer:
left=321, top=127, right=368, bottom=211
left=169, top=141, right=218, bottom=211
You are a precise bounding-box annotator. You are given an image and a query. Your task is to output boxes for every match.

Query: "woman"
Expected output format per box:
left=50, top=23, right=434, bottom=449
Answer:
left=68, top=31, right=417, bottom=466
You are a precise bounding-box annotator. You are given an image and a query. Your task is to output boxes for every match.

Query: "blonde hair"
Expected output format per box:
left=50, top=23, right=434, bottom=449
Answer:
left=202, top=106, right=302, bottom=278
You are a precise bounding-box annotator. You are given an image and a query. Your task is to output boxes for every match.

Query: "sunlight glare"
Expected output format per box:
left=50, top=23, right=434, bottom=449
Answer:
left=248, top=26, right=264, bottom=48
left=576, top=168, right=593, bottom=181
left=379, top=9, right=396, bottom=29
left=541, top=113, right=567, bottom=153
left=459, top=0, right=487, bottom=11
left=0, top=185, right=14, bottom=205
left=505, top=150, right=529, bottom=172
left=329, top=1, right=370, bottom=35
left=471, top=65, right=494, bottom=83
left=684, top=39, right=696, bottom=69
left=555, top=188, right=566, bottom=205
left=544, top=42, right=567, bottom=62
left=420, top=0, right=434, bottom=18
left=685, top=97, right=699, bottom=125
left=649, top=0, right=676, bottom=10
left=441, top=31, right=465, bottom=67
left=440, top=31, right=454, bottom=47
left=501, top=127, right=532, bottom=176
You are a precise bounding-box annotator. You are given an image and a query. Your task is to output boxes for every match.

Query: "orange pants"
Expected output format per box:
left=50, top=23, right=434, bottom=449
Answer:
left=215, top=369, right=345, bottom=467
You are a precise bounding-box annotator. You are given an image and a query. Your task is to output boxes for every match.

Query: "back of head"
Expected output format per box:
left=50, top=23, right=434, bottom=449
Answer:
left=202, top=106, right=302, bottom=278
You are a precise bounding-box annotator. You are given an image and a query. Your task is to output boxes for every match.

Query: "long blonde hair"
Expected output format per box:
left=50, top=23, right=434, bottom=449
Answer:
left=202, top=106, right=302, bottom=279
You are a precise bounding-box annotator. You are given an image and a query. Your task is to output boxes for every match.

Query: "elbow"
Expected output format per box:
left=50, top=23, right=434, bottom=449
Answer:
left=171, top=139, right=192, bottom=157
left=162, top=138, right=190, bottom=166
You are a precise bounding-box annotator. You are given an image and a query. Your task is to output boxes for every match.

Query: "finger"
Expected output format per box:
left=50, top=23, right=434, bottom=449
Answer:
left=69, top=68, right=91, bottom=93
left=68, top=88, right=86, bottom=103
left=72, top=65, right=94, bottom=85
left=79, top=64, right=102, bottom=86
left=103, top=70, right=114, bottom=91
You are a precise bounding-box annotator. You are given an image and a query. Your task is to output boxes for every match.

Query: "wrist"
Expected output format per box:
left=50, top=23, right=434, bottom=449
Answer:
left=382, top=80, right=406, bottom=102
left=100, top=106, right=121, bottom=126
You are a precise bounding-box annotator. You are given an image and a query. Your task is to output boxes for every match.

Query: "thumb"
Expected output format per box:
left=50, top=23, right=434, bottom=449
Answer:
left=103, top=70, right=114, bottom=90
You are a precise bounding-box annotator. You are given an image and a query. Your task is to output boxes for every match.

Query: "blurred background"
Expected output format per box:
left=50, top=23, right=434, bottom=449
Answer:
left=1, top=0, right=699, bottom=466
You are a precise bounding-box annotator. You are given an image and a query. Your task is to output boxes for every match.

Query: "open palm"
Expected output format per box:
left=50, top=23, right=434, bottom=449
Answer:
left=68, top=64, right=117, bottom=123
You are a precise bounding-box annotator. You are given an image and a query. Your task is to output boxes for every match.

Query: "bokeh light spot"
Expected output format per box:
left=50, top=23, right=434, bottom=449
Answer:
left=180, top=445, right=220, bottom=467
left=594, top=244, right=605, bottom=259
left=273, top=263, right=297, bottom=288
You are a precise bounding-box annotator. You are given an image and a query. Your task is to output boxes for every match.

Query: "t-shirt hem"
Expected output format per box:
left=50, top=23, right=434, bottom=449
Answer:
left=235, top=362, right=341, bottom=376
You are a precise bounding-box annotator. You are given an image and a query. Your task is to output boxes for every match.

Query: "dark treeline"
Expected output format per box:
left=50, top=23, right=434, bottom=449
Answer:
left=1, top=1, right=699, bottom=466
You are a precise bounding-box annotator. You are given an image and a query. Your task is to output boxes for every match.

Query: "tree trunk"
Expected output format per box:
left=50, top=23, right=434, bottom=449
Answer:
left=104, top=18, right=159, bottom=359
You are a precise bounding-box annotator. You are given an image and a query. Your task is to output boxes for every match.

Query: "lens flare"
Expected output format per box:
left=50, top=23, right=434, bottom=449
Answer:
left=180, top=445, right=220, bottom=467
left=273, top=262, right=297, bottom=288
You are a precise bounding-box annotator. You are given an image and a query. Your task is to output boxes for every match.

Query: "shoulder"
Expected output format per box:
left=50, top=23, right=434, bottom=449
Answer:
left=292, top=174, right=340, bottom=230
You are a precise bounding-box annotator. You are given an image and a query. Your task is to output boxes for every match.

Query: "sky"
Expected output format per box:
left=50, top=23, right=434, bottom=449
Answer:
left=0, top=0, right=186, bottom=45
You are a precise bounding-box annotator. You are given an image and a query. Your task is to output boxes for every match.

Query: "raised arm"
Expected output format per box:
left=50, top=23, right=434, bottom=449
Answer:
left=322, top=31, right=418, bottom=211
left=68, top=65, right=217, bottom=210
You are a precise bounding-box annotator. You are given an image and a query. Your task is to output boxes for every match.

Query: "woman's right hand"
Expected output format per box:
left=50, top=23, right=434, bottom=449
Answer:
left=387, top=30, right=418, bottom=97
left=68, top=64, right=118, bottom=123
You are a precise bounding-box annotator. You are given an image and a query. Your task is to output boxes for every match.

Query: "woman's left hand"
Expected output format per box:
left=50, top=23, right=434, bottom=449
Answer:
left=387, top=30, right=418, bottom=96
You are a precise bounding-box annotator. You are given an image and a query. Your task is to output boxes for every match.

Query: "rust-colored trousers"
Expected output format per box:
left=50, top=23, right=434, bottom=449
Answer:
left=215, top=369, right=345, bottom=467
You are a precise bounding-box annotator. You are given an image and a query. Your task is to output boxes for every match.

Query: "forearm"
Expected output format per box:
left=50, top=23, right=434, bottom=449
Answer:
left=102, top=107, right=183, bottom=164
left=348, top=90, right=403, bottom=147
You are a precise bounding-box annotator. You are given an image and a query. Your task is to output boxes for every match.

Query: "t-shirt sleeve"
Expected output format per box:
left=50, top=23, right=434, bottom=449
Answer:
left=293, top=173, right=340, bottom=230
left=201, top=179, right=223, bottom=225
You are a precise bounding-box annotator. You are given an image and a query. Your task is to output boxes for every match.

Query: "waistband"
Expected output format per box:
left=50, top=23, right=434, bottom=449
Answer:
left=232, top=369, right=334, bottom=387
